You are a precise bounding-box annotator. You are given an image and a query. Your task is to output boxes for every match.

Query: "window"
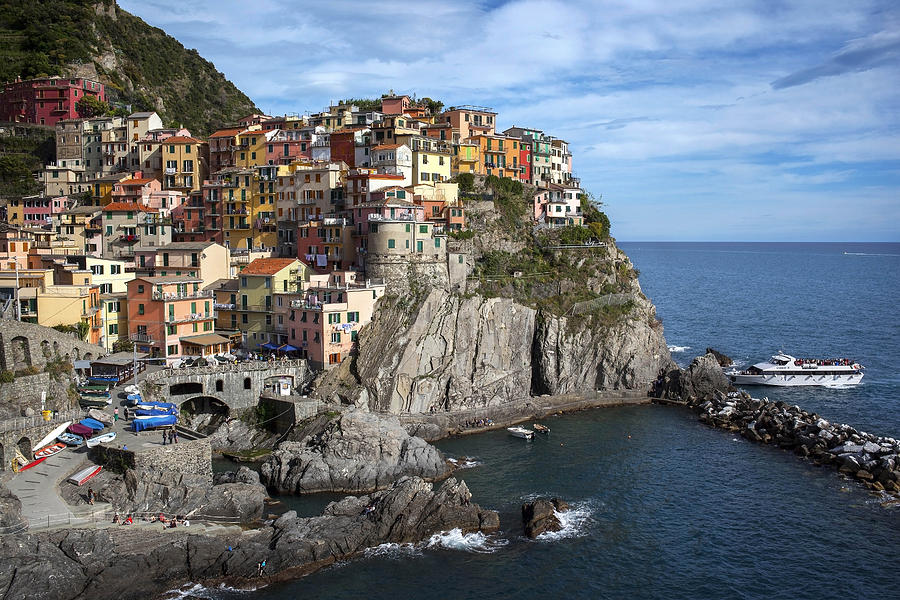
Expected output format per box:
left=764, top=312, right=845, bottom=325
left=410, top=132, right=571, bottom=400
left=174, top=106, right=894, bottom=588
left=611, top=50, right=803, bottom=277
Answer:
left=328, top=313, right=341, bottom=324
left=138, top=304, right=145, bottom=315
left=347, top=311, right=359, bottom=322
left=417, top=241, right=423, bottom=252
left=244, top=377, right=251, bottom=390
left=419, top=225, right=428, bottom=234
left=387, top=239, right=395, bottom=249
left=264, top=277, right=271, bottom=288
left=108, top=324, right=118, bottom=335
left=216, top=380, right=224, bottom=392
left=435, top=238, right=441, bottom=248
left=328, top=352, right=341, bottom=364
left=241, top=277, right=248, bottom=287
left=168, top=345, right=178, bottom=356
left=331, top=332, right=341, bottom=343
left=167, top=325, right=176, bottom=335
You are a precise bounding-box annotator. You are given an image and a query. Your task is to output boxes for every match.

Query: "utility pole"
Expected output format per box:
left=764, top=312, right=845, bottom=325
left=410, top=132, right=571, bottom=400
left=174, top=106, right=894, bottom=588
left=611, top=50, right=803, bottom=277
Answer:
left=14, top=259, right=21, bottom=321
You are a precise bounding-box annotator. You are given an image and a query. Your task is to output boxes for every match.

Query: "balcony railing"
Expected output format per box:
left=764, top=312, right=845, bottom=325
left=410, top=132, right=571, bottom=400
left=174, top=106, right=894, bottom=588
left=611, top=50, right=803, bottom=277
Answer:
left=237, top=304, right=273, bottom=312
left=215, top=303, right=236, bottom=310
left=165, top=311, right=215, bottom=324
left=152, top=290, right=214, bottom=301
left=368, top=213, right=416, bottom=222
left=165, top=167, right=176, bottom=175
left=131, top=333, right=154, bottom=343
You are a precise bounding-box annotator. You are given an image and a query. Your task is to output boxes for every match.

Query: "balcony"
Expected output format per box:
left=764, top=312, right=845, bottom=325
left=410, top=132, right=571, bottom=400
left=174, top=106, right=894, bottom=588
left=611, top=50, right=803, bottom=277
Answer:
left=164, top=167, right=176, bottom=175
left=152, top=290, right=213, bottom=301
left=131, top=333, right=154, bottom=343
left=215, top=303, right=236, bottom=310
left=119, top=234, right=139, bottom=244
left=165, top=311, right=215, bottom=324
left=368, top=213, right=415, bottom=222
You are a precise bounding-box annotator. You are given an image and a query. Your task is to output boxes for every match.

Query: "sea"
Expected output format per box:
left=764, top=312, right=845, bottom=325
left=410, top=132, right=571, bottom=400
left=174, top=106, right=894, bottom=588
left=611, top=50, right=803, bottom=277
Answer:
left=183, top=242, right=900, bottom=600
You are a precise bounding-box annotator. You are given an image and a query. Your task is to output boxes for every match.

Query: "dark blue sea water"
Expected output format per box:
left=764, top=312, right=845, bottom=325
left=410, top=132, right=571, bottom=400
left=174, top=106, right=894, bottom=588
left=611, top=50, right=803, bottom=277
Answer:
left=195, top=243, right=900, bottom=600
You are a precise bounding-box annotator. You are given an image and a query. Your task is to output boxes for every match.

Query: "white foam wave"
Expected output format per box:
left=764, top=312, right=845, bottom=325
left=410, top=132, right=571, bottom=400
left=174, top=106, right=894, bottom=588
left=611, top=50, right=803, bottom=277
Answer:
left=668, top=345, right=691, bottom=353
left=446, top=457, right=483, bottom=469
left=162, top=582, right=258, bottom=599
left=364, top=542, right=422, bottom=559
left=535, top=502, right=596, bottom=542
left=843, top=252, right=900, bottom=257
left=426, top=528, right=509, bottom=554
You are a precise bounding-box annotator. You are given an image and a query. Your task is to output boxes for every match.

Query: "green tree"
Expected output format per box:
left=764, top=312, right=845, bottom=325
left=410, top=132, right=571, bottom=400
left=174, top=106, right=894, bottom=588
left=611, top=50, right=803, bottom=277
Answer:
left=75, top=320, right=90, bottom=341
left=580, top=193, right=610, bottom=239
left=421, top=97, right=444, bottom=114
left=75, top=95, right=110, bottom=118
left=455, top=172, right=475, bottom=193
left=112, top=338, right=134, bottom=353
left=0, top=154, right=40, bottom=197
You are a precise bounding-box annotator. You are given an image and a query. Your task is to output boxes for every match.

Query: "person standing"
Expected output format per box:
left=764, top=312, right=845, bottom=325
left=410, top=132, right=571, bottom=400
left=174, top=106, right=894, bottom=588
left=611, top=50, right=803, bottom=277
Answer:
left=172, top=429, right=179, bottom=444
left=162, top=429, right=167, bottom=445
left=123, top=407, right=129, bottom=420
left=114, top=407, right=119, bottom=422
left=87, top=487, right=95, bottom=505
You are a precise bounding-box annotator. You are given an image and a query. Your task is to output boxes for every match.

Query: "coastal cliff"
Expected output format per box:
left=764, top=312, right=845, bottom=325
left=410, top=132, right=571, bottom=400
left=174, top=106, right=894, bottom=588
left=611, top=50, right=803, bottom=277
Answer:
left=315, top=257, right=670, bottom=414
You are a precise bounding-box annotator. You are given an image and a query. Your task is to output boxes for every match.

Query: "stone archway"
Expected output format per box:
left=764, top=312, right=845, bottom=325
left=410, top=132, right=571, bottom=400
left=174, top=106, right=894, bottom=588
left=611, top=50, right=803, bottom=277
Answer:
left=179, top=395, right=230, bottom=435
left=10, top=337, right=31, bottom=371
left=83, top=352, right=93, bottom=361
left=15, top=436, right=31, bottom=461
left=41, top=340, right=52, bottom=359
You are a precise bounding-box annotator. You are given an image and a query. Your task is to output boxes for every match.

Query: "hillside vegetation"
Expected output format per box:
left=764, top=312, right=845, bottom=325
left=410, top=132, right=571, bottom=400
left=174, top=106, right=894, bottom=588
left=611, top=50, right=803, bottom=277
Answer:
left=0, top=0, right=258, bottom=135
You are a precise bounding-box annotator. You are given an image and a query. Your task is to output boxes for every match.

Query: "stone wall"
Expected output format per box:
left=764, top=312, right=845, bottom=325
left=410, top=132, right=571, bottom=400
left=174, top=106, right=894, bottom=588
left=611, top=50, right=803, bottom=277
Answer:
left=0, top=319, right=103, bottom=372
left=90, top=438, right=212, bottom=483
left=0, top=410, right=81, bottom=471
left=365, top=253, right=450, bottom=295
left=141, top=360, right=311, bottom=414
left=0, top=371, right=75, bottom=419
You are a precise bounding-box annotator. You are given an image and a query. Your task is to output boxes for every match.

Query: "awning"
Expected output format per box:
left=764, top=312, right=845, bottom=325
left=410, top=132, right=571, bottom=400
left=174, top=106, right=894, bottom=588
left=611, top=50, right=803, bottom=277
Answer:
left=260, top=342, right=279, bottom=350
left=278, top=344, right=299, bottom=352
left=181, top=333, right=231, bottom=347
left=74, top=360, right=92, bottom=370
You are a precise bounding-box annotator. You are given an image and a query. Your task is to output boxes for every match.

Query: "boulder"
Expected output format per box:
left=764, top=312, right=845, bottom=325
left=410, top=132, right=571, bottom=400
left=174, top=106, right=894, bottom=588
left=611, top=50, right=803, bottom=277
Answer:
left=260, top=410, right=452, bottom=494
left=705, top=347, right=734, bottom=367
left=0, top=483, right=24, bottom=532
left=661, top=353, right=732, bottom=402
left=522, top=497, right=568, bottom=538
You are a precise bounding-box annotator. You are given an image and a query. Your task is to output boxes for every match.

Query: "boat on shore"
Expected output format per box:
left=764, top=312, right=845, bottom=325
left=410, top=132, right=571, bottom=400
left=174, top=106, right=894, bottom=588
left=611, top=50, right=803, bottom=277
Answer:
left=32, top=421, right=72, bottom=452
left=85, top=431, right=116, bottom=448
left=508, top=426, right=534, bottom=440
left=57, top=432, right=84, bottom=446
left=68, top=465, right=102, bottom=486
left=727, top=352, right=864, bottom=387
left=34, top=442, right=66, bottom=459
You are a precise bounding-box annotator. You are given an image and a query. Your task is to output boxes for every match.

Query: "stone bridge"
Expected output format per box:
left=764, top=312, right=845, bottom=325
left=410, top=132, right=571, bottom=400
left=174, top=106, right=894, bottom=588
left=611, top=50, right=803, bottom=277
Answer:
left=0, top=319, right=103, bottom=372
left=140, top=359, right=312, bottom=416
left=0, top=409, right=81, bottom=471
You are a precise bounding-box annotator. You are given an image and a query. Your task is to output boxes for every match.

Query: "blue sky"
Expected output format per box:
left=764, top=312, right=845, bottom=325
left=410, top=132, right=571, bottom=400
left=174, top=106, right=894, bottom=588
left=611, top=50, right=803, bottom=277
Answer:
left=119, top=0, right=900, bottom=241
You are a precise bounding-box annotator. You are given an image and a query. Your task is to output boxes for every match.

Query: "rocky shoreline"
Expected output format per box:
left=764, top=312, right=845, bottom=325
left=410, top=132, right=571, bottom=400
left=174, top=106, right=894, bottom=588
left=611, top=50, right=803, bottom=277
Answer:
left=0, top=476, right=497, bottom=600
left=664, top=354, right=900, bottom=501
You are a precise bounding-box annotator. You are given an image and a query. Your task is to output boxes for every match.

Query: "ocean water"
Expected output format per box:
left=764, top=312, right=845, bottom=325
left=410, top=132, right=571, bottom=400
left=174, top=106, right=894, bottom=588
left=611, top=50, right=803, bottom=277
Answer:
left=198, top=243, right=899, bottom=600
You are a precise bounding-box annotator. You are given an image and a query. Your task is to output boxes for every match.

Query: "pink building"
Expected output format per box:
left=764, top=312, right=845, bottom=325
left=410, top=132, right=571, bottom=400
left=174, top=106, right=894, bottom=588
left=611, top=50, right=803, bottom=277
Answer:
left=111, top=177, right=160, bottom=204
left=0, top=77, right=105, bottom=126
left=127, top=275, right=219, bottom=363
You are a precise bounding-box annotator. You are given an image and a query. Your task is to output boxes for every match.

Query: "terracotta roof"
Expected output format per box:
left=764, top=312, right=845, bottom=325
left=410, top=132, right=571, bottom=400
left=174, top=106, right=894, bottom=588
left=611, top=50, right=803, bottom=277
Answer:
left=209, top=128, right=245, bottom=138
left=165, top=136, right=203, bottom=144
left=240, top=258, right=299, bottom=275
left=120, top=178, right=155, bottom=185
left=103, top=202, right=158, bottom=213
left=373, top=144, right=403, bottom=150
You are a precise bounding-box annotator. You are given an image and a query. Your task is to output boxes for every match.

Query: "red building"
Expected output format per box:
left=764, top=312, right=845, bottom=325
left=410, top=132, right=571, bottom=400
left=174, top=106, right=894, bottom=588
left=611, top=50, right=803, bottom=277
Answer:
left=518, top=140, right=532, bottom=183
left=0, top=77, right=105, bottom=126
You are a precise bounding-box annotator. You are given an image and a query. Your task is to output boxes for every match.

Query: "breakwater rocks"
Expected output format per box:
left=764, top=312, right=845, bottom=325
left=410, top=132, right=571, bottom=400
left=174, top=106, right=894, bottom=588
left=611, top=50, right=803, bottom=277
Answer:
left=0, top=476, right=496, bottom=600
left=260, top=410, right=452, bottom=494
left=688, top=392, right=900, bottom=496
left=522, top=497, right=569, bottom=538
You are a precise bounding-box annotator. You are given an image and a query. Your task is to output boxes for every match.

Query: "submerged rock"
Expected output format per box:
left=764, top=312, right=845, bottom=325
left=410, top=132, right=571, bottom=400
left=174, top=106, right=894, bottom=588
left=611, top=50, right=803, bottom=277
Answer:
left=260, top=410, right=452, bottom=494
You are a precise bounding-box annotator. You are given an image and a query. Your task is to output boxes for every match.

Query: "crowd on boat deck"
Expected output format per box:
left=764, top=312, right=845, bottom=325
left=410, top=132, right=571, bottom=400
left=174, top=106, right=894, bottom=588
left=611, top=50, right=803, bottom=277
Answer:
left=796, top=358, right=856, bottom=366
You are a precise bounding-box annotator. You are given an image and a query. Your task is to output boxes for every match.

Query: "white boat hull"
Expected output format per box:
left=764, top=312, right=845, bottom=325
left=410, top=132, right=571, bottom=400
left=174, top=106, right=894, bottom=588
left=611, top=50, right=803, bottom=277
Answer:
left=507, top=426, right=534, bottom=439
left=729, top=372, right=864, bottom=387
left=32, top=421, right=72, bottom=452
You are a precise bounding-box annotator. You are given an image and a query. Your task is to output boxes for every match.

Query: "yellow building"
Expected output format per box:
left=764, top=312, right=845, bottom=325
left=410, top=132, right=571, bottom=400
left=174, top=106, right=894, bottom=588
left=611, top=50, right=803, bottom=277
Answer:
left=92, top=173, right=131, bottom=206
left=234, top=129, right=274, bottom=168
left=101, top=291, right=128, bottom=352
left=162, top=136, right=208, bottom=194
left=228, top=257, right=307, bottom=348
left=395, top=135, right=452, bottom=185
left=7, top=270, right=102, bottom=345
left=469, top=134, right=514, bottom=178
left=216, top=166, right=278, bottom=252
left=453, top=142, right=480, bottom=174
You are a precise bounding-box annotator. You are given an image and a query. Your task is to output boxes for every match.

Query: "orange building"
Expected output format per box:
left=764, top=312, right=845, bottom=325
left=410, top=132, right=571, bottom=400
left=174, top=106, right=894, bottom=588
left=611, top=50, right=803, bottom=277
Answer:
left=127, top=275, right=219, bottom=363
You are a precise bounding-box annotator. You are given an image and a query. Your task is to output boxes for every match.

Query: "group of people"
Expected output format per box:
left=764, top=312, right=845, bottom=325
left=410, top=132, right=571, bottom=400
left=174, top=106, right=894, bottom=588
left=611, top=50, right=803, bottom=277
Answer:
left=111, top=513, right=134, bottom=525
left=464, top=418, right=494, bottom=428
left=796, top=357, right=856, bottom=366
left=161, top=428, right=179, bottom=445
left=108, top=512, right=190, bottom=528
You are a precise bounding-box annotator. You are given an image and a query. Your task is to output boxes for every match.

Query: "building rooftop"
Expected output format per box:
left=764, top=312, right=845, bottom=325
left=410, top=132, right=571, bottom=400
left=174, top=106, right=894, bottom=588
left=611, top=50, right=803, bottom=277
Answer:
left=180, top=333, right=231, bottom=346
left=165, top=136, right=203, bottom=144
left=138, top=275, right=204, bottom=284
left=205, top=277, right=238, bottom=292
left=241, top=258, right=299, bottom=275
left=209, top=127, right=246, bottom=138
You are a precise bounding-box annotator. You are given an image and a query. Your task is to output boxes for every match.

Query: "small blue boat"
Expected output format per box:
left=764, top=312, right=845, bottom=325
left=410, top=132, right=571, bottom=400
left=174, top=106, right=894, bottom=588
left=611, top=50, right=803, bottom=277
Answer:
left=57, top=432, right=84, bottom=446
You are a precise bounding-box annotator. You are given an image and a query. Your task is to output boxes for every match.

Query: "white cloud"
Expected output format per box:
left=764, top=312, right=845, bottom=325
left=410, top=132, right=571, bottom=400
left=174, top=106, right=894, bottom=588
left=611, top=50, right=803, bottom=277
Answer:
left=117, top=0, right=900, bottom=240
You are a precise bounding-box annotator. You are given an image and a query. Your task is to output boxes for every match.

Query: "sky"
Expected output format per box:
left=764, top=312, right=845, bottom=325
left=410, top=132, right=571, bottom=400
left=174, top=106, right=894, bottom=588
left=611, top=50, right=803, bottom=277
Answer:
left=118, top=0, right=900, bottom=241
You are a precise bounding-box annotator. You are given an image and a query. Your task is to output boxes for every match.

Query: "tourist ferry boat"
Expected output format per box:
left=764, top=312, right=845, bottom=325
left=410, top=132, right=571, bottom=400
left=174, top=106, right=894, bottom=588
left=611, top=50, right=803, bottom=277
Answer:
left=727, top=353, right=864, bottom=387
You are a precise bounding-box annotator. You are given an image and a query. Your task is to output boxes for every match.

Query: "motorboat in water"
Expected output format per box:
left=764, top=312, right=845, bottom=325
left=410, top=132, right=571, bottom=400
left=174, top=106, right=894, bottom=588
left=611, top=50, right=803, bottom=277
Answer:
left=533, top=423, right=550, bottom=434
left=726, top=352, right=864, bottom=387
left=507, top=426, right=534, bottom=440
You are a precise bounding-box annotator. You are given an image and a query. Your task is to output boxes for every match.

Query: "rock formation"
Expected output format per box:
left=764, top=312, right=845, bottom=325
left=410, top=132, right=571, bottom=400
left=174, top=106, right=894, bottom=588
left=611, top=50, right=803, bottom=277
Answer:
left=97, top=469, right=267, bottom=522
left=522, top=497, right=569, bottom=538
left=686, top=390, right=900, bottom=496
left=260, top=410, right=452, bottom=494
left=0, top=482, right=24, bottom=532
left=660, top=353, right=732, bottom=401
left=705, top=347, right=734, bottom=367
left=0, top=476, right=497, bottom=600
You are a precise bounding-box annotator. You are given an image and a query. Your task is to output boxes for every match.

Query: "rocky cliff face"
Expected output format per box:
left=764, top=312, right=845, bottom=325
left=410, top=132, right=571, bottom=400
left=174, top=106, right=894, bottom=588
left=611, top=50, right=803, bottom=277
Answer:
left=315, top=262, right=671, bottom=414
left=260, top=410, right=452, bottom=494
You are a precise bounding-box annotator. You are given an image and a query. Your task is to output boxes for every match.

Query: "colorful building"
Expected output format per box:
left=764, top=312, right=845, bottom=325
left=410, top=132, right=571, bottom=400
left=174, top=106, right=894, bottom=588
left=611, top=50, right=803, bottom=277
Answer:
left=127, top=275, right=217, bottom=363
left=162, top=136, right=208, bottom=194
left=0, top=77, right=105, bottom=126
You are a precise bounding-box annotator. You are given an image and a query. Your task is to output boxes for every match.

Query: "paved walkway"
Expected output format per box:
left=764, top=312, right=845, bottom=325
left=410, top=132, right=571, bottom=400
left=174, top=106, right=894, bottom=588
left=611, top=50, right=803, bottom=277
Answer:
left=5, top=445, right=91, bottom=529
